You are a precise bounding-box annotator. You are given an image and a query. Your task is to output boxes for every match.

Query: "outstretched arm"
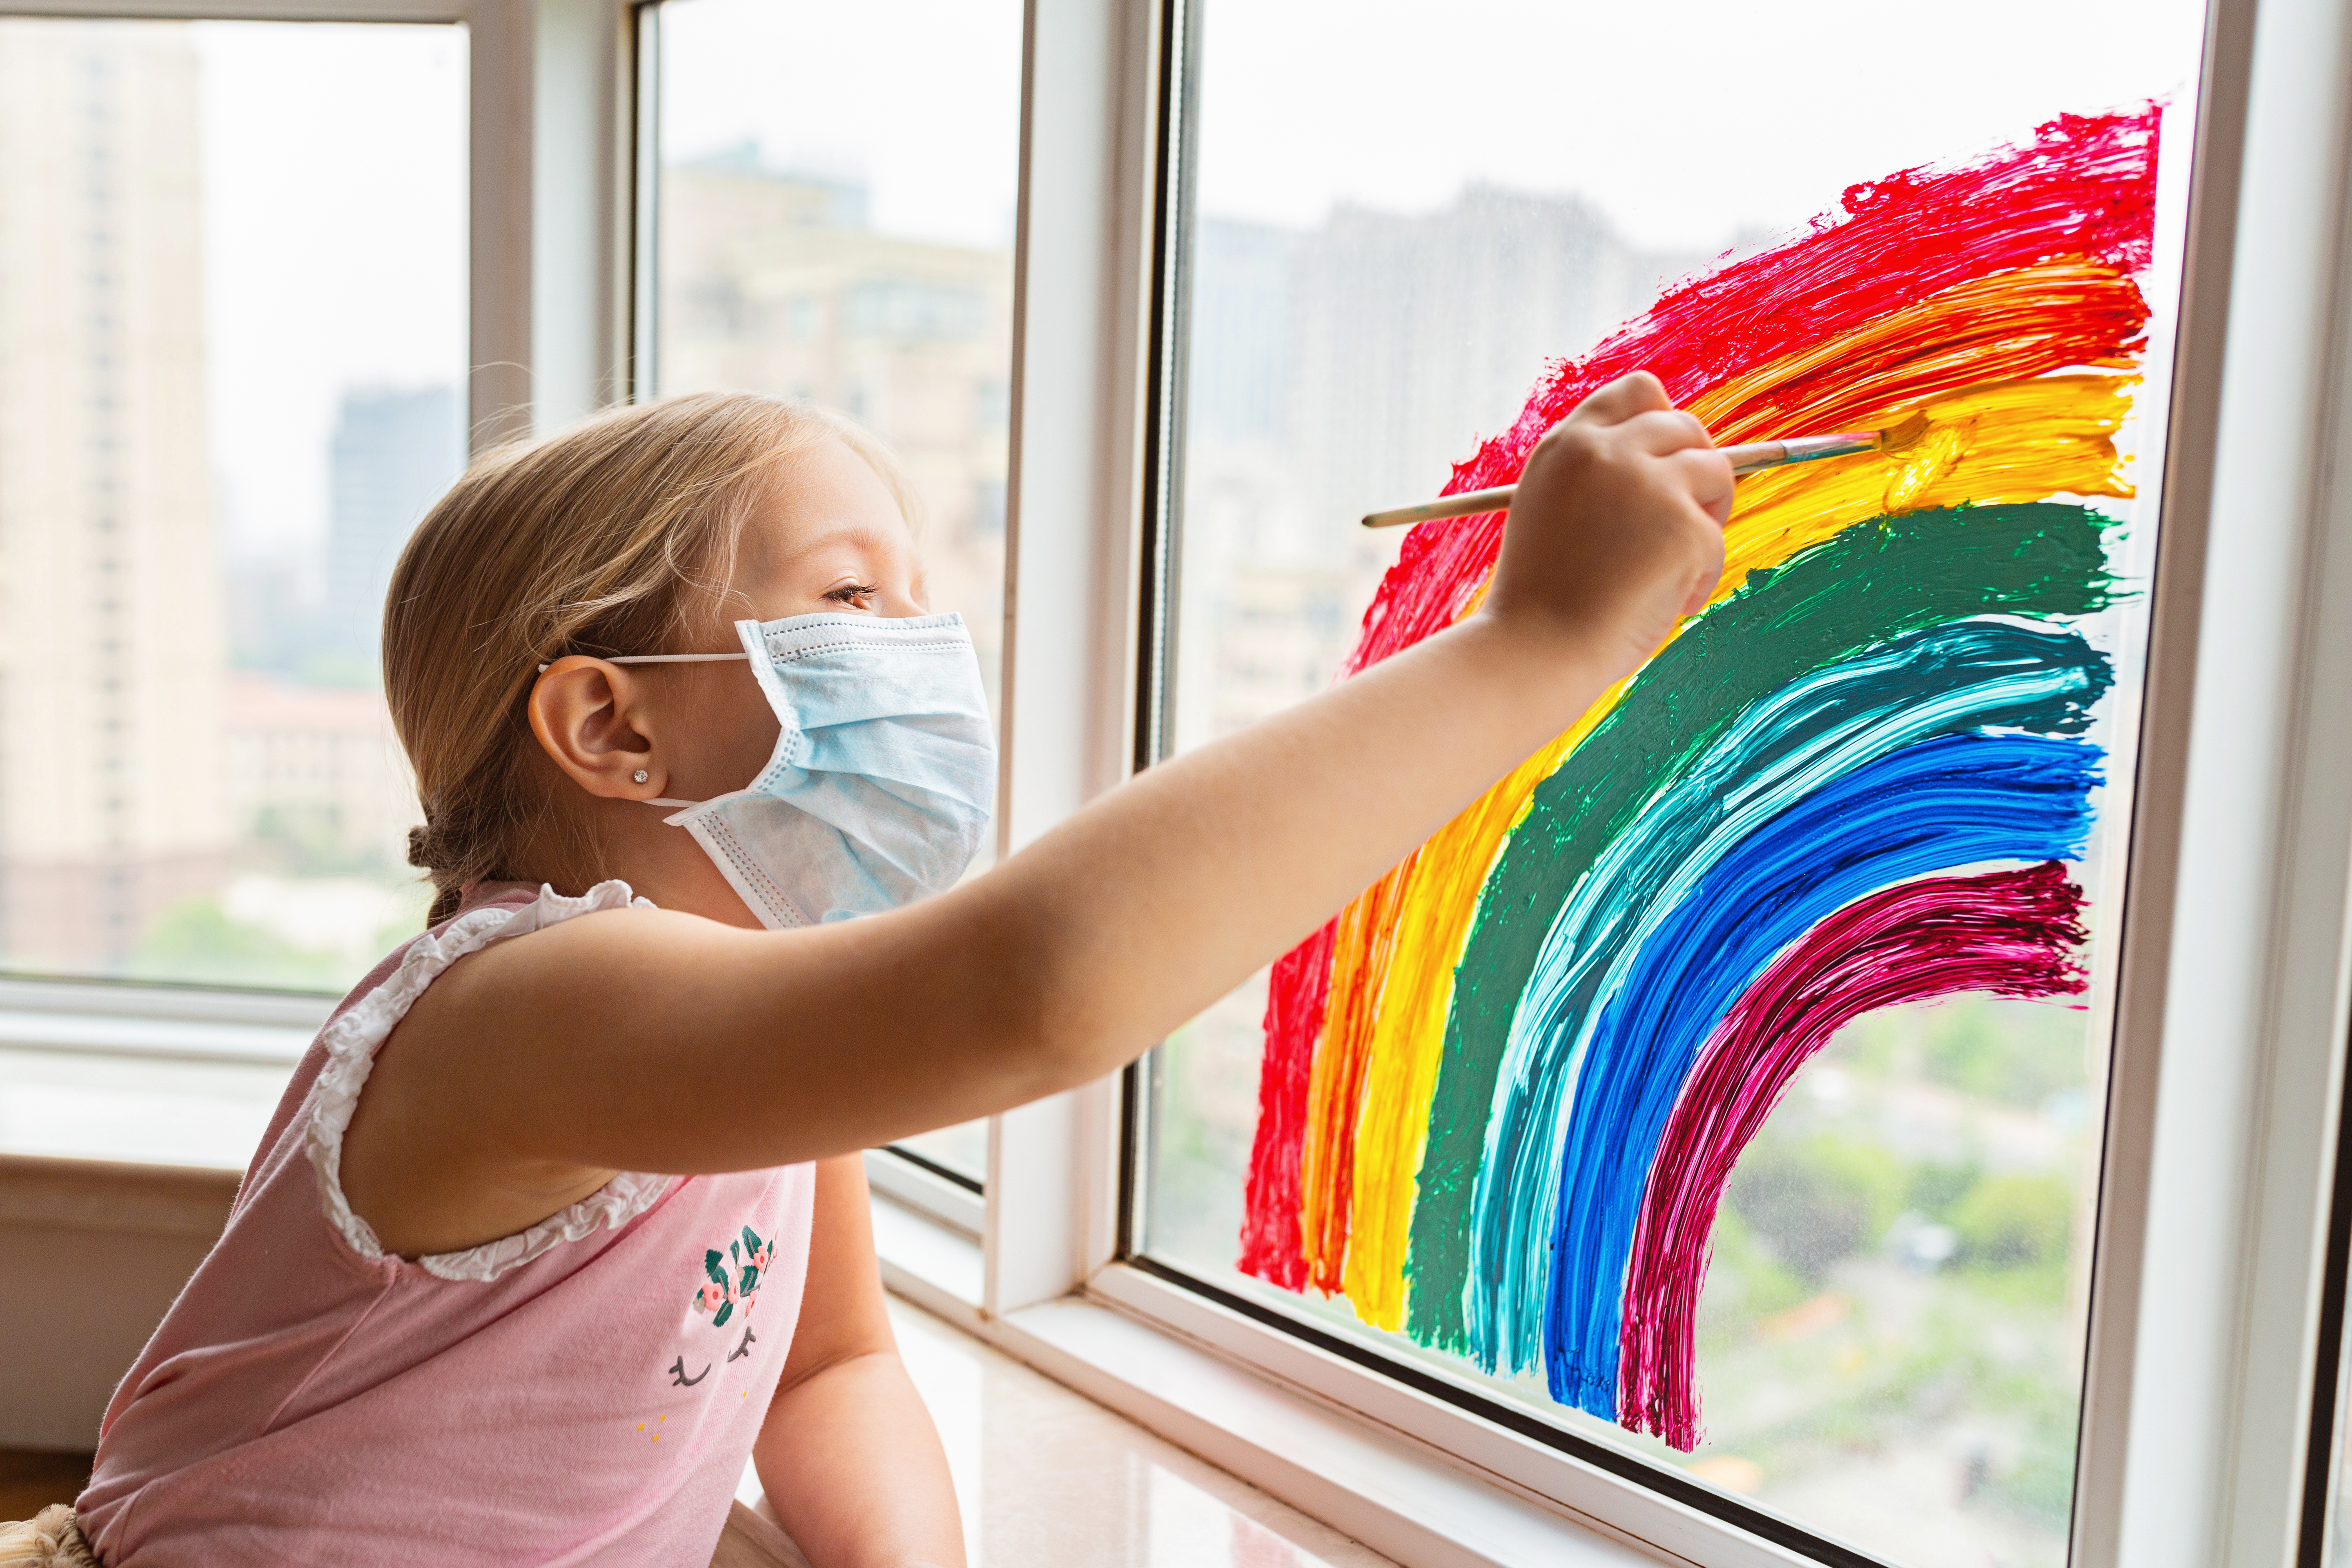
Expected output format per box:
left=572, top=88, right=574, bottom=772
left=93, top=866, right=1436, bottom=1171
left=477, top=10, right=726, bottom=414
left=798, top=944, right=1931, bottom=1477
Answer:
left=347, top=374, right=1732, bottom=1254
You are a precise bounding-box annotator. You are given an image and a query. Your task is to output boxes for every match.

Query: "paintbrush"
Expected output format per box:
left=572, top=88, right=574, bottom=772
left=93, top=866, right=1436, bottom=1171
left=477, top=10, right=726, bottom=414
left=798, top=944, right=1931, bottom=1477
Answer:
left=1359, top=414, right=1932, bottom=529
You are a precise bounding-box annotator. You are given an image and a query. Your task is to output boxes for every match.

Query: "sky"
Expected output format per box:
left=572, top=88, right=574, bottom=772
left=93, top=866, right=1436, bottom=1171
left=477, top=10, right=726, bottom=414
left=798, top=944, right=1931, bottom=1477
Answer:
left=195, top=22, right=467, bottom=562
left=1192, top=0, right=2211, bottom=252
left=658, top=0, right=1025, bottom=250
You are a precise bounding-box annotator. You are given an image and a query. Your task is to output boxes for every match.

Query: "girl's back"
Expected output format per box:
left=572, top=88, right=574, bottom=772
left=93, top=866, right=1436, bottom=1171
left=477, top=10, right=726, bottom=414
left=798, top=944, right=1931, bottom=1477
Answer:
left=77, top=882, right=813, bottom=1566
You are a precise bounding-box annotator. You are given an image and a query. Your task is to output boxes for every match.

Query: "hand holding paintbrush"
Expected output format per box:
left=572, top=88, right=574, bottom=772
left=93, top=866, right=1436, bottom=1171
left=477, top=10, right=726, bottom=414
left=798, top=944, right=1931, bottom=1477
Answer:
left=1361, top=412, right=1931, bottom=528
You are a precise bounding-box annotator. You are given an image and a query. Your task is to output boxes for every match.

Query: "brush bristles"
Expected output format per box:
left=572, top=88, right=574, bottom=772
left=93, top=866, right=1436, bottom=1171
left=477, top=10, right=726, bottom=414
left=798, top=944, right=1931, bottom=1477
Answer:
left=1878, top=412, right=1933, bottom=451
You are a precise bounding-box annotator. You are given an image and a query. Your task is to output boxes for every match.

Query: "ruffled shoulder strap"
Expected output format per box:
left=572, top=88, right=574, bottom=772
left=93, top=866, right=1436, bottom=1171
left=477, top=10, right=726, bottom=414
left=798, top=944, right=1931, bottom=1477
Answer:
left=303, top=880, right=672, bottom=1283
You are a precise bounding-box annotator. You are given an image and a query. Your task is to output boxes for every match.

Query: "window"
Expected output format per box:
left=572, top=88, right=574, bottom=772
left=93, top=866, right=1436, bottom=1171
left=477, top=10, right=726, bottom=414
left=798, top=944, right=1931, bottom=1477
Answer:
left=1129, top=2, right=2209, bottom=1563
left=638, top=0, right=1021, bottom=1193
left=6, top=0, right=2348, bottom=1559
left=0, top=17, right=466, bottom=996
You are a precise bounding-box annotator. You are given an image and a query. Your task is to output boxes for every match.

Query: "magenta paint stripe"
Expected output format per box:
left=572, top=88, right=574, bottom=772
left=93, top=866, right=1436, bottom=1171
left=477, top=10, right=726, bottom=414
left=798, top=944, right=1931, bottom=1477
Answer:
left=1615, top=862, right=2089, bottom=1450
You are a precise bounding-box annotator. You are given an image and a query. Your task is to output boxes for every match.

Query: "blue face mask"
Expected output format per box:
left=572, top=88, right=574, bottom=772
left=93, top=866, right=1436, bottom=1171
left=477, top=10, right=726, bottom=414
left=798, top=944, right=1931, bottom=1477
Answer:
left=614, top=612, right=997, bottom=927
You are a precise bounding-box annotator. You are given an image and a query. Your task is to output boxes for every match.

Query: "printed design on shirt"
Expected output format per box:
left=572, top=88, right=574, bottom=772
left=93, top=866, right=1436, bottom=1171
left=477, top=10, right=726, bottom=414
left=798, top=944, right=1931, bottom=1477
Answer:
left=692, top=1224, right=774, bottom=1329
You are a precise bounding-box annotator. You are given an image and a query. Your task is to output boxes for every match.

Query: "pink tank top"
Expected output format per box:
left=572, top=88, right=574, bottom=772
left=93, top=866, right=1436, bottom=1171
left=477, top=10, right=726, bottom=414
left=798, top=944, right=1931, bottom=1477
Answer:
left=76, top=881, right=815, bottom=1567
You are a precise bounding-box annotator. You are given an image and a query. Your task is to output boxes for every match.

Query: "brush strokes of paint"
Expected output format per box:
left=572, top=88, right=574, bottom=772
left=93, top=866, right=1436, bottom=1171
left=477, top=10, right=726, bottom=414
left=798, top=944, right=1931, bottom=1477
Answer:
left=1245, top=107, right=2157, bottom=1313
left=1333, top=732, right=1586, bottom=1325
left=1339, top=107, right=2155, bottom=679
left=1297, top=865, right=1411, bottom=1292
left=1617, top=862, right=2089, bottom=1451
left=1539, top=732, right=2102, bottom=1413
left=1252, top=285, right=2140, bottom=1309
left=1263, top=365, right=2133, bottom=1313
left=1685, top=261, right=2144, bottom=445
left=1319, top=371, right=2136, bottom=1324
left=1464, top=623, right=2111, bottom=1377
left=1401, top=502, right=2115, bottom=1351
left=1239, top=919, right=1334, bottom=1288
left=1713, top=373, right=2133, bottom=591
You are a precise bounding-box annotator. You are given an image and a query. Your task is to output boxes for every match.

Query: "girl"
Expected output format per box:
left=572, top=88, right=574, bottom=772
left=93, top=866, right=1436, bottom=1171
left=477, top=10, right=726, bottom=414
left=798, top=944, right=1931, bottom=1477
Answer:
left=52, top=374, right=1731, bottom=1566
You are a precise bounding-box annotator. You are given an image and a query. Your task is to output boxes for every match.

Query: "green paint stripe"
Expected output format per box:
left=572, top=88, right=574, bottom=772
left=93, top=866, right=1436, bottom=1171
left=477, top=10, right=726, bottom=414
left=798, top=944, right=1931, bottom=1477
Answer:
left=1401, top=502, right=2118, bottom=1351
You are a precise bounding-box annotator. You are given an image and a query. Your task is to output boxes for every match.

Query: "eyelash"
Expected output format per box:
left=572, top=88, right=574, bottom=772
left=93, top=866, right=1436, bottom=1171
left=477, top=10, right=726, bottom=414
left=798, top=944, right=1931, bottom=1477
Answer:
left=826, top=583, right=879, bottom=606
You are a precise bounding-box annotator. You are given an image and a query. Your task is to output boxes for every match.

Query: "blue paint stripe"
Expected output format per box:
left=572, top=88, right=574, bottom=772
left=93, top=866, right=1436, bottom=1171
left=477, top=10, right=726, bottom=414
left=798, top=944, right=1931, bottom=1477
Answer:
left=1465, top=620, right=2110, bottom=1375
left=1539, top=730, right=2102, bottom=1414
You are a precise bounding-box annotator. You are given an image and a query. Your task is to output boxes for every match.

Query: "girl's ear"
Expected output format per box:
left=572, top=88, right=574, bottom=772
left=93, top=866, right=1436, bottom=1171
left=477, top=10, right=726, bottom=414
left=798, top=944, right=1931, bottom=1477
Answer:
left=527, top=657, right=672, bottom=802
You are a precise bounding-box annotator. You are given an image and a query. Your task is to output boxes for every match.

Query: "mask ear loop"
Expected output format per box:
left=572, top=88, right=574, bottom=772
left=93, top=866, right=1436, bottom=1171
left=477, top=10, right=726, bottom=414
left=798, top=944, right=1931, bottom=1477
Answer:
left=532, top=653, right=753, bottom=671
left=529, top=652, right=755, bottom=809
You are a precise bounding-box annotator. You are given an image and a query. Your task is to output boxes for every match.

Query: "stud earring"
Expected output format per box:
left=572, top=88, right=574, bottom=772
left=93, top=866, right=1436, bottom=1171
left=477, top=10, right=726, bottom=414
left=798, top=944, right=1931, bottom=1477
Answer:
left=632, top=769, right=649, bottom=784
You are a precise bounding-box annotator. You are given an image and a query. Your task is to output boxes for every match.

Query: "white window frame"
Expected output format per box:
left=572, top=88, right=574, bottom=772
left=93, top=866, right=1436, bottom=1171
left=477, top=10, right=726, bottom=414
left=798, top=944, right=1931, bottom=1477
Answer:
left=966, top=1, right=2352, bottom=1566
left=7, top=0, right=2350, bottom=1564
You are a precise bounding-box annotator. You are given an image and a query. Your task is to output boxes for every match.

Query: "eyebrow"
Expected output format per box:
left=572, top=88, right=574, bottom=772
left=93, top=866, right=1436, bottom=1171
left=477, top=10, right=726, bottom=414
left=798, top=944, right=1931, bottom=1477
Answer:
left=767, top=518, right=909, bottom=564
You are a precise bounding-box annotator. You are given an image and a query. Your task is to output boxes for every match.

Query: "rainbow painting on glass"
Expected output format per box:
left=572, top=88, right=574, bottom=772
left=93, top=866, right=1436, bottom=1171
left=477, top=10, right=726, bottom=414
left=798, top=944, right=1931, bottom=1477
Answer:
left=1236, top=107, right=2159, bottom=1453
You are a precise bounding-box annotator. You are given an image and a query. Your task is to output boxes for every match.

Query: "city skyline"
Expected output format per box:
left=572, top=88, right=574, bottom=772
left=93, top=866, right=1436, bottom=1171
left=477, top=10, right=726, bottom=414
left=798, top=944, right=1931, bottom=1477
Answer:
left=656, top=149, right=1017, bottom=732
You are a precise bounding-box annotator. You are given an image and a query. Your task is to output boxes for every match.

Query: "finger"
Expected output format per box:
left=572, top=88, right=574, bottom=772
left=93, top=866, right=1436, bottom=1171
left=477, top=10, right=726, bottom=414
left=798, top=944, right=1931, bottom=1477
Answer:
left=1566, top=369, right=1670, bottom=426
left=1622, top=408, right=1715, bottom=456
left=1677, top=523, right=1727, bottom=617
left=1663, top=446, right=1737, bottom=526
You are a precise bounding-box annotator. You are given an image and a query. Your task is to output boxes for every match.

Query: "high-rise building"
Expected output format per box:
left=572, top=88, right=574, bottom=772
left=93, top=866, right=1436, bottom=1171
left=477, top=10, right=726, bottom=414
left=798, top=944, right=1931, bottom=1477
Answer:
left=325, top=384, right=465, bottom=669
left=0, top=21, right=232, bottom=968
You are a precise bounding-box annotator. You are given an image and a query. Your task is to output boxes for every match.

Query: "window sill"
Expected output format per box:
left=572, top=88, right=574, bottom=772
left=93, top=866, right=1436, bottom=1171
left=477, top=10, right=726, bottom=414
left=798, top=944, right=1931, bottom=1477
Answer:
left=863, top=1147, right=984, bottom=1239
left=0, top=1152, right=240, bottom=1449
left=0, top=981, right=316, bottom=1171
left=993, top=1292, right=1685, bottom=1568
left=866, top=1201, right=1734, bottom=1568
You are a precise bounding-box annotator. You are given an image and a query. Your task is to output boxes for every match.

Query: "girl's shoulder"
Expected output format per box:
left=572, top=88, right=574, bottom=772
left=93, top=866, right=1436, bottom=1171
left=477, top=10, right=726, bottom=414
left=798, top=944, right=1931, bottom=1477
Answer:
left=305, top=878, right=663, bottom=1278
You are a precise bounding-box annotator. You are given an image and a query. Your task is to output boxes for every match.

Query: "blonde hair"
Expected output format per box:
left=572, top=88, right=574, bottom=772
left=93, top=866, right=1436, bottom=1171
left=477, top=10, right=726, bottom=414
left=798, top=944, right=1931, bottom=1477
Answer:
left=385, top=391, right=918, bottom=926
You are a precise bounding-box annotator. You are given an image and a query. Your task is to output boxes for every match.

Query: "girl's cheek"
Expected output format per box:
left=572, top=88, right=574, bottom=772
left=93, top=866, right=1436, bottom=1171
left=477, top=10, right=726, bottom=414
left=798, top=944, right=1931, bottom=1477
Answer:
left=671, top=675, right=784, bottom=796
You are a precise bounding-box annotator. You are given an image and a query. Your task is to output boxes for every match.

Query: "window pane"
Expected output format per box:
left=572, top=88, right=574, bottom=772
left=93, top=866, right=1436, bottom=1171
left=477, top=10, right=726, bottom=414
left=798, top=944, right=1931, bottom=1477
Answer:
left=1136, top=2, right=2207, bottom=1561
left=0, top=19, right=465, bottom=992
left=648, top=0, right=1020, bottom=1190
left=890, top=1122, right=988, bottom=1192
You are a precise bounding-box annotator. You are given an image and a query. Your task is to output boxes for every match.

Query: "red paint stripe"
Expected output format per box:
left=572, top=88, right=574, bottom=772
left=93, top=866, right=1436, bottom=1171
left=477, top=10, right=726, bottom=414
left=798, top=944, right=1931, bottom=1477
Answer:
left=1617, top=863, right=2089, bottom=1451
left=1238, top=918, right=1336, bottom=1287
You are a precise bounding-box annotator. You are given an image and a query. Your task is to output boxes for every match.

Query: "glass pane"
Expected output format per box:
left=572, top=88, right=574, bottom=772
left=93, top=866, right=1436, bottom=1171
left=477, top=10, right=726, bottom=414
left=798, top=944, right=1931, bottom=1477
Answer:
left=0, top=19, right=466, bottom=992
left=648, top=0, right=1020, bottom=1190
left=1138, top=2, right=2208, bottom=1562
left=890, top=1123, right=989, bottom=1191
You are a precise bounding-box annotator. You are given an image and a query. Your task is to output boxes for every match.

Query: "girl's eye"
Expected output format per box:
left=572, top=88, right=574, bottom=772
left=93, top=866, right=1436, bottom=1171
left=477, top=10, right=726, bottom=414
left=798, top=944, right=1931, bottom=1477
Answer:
left=825, top=582, right=879, bottom=608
